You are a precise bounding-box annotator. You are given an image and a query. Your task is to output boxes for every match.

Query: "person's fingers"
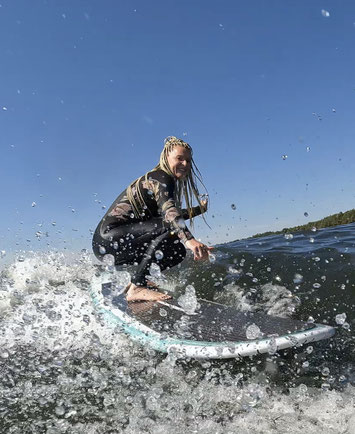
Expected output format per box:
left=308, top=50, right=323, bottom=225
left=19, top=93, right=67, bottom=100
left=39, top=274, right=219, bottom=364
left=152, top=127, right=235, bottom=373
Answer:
left=194, top=247, right=202, bottom=260
left=191, top=243, right=213, bottom=261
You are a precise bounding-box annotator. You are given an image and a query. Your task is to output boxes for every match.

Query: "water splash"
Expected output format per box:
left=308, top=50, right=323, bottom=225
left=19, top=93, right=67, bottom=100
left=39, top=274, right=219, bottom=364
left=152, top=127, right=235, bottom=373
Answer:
left=177, top=285, right=199, bottom=314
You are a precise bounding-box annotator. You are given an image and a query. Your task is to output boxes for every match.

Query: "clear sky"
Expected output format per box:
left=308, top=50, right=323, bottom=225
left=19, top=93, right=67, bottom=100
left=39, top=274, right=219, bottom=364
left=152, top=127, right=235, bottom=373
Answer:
left=1, top=0, right=355, bottom=255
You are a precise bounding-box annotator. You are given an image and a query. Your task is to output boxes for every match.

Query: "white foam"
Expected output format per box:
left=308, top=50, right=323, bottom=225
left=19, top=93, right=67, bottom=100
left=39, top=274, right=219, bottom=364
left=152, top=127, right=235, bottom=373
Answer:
left=0, top=251, right=130, bottom=353
left=213, top=282, right=300, bottom=317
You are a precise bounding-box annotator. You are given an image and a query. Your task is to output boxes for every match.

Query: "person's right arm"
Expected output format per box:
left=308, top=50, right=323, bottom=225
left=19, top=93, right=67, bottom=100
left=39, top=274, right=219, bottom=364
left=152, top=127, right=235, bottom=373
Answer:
left=151, top=172, right=194, bottom=245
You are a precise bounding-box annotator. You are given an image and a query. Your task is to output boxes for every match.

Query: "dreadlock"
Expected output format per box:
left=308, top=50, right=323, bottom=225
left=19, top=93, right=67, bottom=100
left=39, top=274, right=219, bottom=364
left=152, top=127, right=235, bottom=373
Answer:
left=126, top=136, right=208, bottom=227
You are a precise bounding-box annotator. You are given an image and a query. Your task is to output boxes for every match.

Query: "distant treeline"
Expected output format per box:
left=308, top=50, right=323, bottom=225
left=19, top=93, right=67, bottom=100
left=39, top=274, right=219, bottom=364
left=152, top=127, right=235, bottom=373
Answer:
left=252, top=209, right=355, bottom=239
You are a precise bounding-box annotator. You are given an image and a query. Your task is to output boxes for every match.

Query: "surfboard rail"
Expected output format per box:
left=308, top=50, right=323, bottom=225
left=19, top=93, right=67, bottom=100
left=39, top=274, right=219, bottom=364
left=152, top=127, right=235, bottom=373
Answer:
left=90, top=275, right=335, bottom=359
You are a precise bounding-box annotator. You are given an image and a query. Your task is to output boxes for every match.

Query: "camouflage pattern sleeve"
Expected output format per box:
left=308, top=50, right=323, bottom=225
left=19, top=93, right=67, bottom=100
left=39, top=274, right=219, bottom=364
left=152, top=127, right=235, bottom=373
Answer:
left=152, top=174, right=194, bottom=244
left=181, top=205, right=206, bottom=220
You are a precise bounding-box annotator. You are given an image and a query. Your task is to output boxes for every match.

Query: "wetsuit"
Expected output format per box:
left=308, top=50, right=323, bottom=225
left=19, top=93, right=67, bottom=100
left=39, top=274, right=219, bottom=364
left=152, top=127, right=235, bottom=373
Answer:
left=92, top=169, right=205, bottom=286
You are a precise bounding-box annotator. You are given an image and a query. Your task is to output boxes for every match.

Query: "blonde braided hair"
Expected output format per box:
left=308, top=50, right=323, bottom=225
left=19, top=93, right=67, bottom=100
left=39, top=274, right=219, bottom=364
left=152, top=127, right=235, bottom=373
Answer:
left=126, top=136, right=208, bottom=227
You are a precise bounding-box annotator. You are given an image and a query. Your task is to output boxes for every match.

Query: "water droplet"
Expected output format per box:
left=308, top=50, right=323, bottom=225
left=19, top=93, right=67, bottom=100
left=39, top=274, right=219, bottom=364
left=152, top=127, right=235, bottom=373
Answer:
left=313, top=256, right=321, bottom=262
left=293, top=273, right=303, bottom=284
left=0, top=349, right=9, bottom=359
left=284, top=233, right=293, bottom=240
left=304, top=212, right=309, bottom=217
left=112, top=271, right=131, bottom=294
left=313, top=282, right=321, bottom=288
left=306, top=146, right=311, bottom=152
left=267, top=337, right=277, bottom=354
left=302, top=361, right=309, bottom=368
left=208, top=253, right=216, bottom=263
left=178, top=285, right=198, bottom=314
left=311, top=226, right=317, bottom=232
left=332, top=108, right=336, bottom=113
left=306, top=345, right=313, bottom=354
left=176, top=217, right=186, bottom=229
left=149, top=263, right=161, bottom=278
left=31, top=202, right=36, bottom=207
left=281, top=154, right=288, bottom=160
left=321, top=9, right=330, bottom=17
left=99, top=245, right=106, bottom=255
left=246, top=323, right=262, bottom=340
left=103, top=254, right=115, bottom=267
left=275, top=275, right=281, bottom=282
left=335, top=313, right=346, bottom=325
left=228, top=266, right=240, bottom=275
left=51, top=221, right=56, bottom=226
left=231, top=203, right=236, bottom=210
left=2, top=106, right=8, bottom=111
left=342, top=322, right=350, bottom=330
left=71, top=208, right=75, bottom=213
left=55, top=405, right=66, bottom=416
left=159, top=308, right=168, bottom=317
left=266, top=267, right=271, bottom=272
left=321, top=382, right=330, bottom=391
left=0, top=250, right=6, bottom=258
left=309, top=237, right=315, bottom=243
left=155, top=250, right=164, bottom=260
left=307, top=316, right=315, bottom=323
left=288, top=335, right=299, bottom=347
left=322, top=367, right=330, bottom=376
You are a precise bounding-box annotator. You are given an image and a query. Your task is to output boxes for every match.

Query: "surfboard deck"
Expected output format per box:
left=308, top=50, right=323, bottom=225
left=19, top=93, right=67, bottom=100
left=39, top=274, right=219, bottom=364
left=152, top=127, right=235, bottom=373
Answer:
left=90, top=274, right=335, bottom=359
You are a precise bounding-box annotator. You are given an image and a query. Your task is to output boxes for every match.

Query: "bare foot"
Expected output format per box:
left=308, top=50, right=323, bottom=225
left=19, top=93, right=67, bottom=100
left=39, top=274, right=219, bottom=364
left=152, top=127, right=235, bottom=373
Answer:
left=126, top=283, right=171, bottom=302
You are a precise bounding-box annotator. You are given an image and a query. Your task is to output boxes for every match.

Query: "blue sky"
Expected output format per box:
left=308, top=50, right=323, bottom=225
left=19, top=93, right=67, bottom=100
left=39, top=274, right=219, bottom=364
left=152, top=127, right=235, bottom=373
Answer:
left=1, top=0, right=355, bottom=255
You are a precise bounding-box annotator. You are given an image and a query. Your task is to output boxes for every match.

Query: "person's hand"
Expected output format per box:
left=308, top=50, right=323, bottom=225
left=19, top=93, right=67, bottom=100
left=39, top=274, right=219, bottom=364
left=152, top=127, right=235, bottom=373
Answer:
left=185, top=239, right=214, bottom=261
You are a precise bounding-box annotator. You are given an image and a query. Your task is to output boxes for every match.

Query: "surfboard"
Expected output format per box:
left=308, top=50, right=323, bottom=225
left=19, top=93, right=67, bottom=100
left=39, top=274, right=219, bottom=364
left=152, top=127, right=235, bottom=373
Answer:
left=90, top=273, right=335, bottom=359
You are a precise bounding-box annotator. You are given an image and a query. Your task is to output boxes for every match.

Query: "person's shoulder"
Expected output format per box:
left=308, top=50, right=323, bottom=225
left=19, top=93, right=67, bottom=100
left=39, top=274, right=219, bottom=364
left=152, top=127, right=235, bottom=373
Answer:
left=147, top=169, right=174, bottom=185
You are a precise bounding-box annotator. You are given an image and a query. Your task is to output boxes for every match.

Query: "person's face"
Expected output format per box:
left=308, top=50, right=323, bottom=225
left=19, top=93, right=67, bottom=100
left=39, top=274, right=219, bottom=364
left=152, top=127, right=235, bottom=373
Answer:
left=167, top=146, right=192, bottom=179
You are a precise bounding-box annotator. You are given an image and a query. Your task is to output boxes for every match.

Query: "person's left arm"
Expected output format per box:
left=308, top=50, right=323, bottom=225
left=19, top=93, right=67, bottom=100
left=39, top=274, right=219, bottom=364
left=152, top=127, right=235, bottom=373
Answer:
left=181, top=204, right=207, bottom=220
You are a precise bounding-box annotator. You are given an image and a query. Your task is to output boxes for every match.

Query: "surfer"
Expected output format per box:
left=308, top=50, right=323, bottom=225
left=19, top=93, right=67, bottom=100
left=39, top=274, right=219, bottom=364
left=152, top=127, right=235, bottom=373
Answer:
left=92, top=136, right=212, bottom=302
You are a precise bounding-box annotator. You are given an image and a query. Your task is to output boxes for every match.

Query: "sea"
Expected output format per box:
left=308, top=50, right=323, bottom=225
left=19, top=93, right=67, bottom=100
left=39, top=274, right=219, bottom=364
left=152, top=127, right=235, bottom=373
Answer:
left=1, top=222, right=355, bottom=434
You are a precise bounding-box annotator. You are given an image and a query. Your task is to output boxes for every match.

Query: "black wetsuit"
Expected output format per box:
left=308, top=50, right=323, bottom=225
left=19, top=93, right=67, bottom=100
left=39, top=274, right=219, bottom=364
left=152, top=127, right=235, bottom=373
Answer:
left=92, top=169, right=204, bottom=286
